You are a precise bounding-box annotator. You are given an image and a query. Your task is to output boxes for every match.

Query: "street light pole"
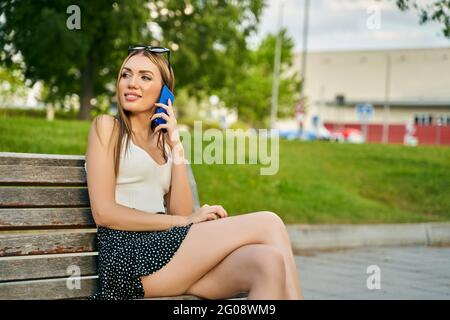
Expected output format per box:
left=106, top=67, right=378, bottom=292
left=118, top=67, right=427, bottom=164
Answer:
left=382, top=53, right=391, bottom=144
left=299, top=0, right=310, bottom=104
left=270, top=1, right=285, bottom=130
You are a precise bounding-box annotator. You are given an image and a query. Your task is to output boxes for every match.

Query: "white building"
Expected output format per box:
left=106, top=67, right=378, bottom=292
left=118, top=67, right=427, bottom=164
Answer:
left=290, top=47, right=450, bottom=144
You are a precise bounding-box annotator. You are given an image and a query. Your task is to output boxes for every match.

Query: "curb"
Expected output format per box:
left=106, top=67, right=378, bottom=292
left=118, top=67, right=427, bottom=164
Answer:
left=286, top=222, right=450, bottom=251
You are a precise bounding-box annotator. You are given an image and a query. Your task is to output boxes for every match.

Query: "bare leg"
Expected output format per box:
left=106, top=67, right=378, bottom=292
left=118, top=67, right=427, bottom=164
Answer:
left=263, top=214, right=304, bottom=299
left=186, top=244, right=288, bottom=300
left=140, top=211, right=302, bottom=299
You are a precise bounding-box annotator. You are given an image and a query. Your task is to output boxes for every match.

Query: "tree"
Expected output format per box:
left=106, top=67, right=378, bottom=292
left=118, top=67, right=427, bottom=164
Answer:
left=0, top=66, right=28, bottom=107
left=219, top=29, right=300, bottom=127
left=158, top=0, right=265, bottom=99
left=0, top=0, right=265, bottom=120
left=1, top=0, right=150, bottom=119
left=390, top=0, right=450, bottom=38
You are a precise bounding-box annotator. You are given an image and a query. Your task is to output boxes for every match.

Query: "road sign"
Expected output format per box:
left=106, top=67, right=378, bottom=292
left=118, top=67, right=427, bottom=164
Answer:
left=355, top=103, right=374, bottom=123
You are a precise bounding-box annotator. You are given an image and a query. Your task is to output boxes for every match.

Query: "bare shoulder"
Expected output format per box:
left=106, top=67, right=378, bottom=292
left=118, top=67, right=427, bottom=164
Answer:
left=89, top=114, right=119, bottom=147
left=92, top=114, right=118, bottom=134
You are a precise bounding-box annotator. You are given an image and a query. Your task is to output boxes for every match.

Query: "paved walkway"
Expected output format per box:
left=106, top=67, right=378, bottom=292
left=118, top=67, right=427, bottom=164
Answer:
left=296, top=245, right=450, bottom=299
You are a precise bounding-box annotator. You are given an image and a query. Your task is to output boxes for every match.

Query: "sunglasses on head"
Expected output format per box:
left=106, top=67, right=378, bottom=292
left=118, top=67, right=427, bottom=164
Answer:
left=127, top=45, right=171, bottom=71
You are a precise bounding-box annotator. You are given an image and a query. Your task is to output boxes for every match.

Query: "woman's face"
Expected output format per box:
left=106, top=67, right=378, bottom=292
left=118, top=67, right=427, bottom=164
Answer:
left=118, top=54, right=163, bottom=114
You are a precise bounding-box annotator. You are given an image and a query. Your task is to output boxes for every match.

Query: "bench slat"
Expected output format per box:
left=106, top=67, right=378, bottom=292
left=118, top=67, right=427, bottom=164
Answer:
left=0, top=252, right=97, bottom=281
left=0, top=187, right=89, bottom=207
left=0, top=276, right=97, bottom=299
left=0, top=152, right=84, bottom=167
left=0, top=277, right=247, bottom=300
left=0, top=208, right=95, bottom=230
left=0, top=230, right=96, bottom=257
left=0, top=165, right=86, bottom=185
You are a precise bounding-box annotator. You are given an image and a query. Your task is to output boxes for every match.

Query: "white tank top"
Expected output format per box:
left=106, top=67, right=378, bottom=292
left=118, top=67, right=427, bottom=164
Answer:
left=85, top=134, right=172, bottom=214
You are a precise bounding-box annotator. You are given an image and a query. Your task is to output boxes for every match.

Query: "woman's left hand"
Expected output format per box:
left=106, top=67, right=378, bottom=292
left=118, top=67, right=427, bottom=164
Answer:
left=150, top=98, right=181, bottom=149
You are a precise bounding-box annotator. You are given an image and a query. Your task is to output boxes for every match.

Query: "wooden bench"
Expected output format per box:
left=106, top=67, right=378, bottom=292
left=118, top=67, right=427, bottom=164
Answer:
left=0, top=151, right=247, bottom=300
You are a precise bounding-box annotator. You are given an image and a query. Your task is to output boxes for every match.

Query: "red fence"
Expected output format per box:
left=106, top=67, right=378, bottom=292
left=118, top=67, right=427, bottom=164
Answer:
left=324, top=123, right=450, bottom=146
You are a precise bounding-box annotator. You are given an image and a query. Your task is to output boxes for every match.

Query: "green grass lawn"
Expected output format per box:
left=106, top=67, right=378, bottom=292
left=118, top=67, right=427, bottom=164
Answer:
left=1, top=115, right=450, bottom=224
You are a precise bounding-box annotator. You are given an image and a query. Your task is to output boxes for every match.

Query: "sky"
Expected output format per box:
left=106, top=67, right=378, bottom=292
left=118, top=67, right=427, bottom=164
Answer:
left=248, top=0, right=450, bottom=53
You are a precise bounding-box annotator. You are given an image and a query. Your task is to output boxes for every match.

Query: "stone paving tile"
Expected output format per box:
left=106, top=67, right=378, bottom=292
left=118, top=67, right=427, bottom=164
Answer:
left=296, top=246, right=450, bottom=300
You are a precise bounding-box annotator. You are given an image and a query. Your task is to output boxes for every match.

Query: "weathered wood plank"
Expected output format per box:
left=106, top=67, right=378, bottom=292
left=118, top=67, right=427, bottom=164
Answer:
left=0, top=229, right=97, bottom=256
left=0, top=152, right=84, bottom=167
left=0, top=208, right=95, bottom=229
left=0, top=276, right=97, bottom=299
left=0, top=165, right=86, bottom=185
left=0, top=252, right=98, bottom=281
left=0, top=187, right=90, bottom=207
left=0, top=276, right=247, bottom=300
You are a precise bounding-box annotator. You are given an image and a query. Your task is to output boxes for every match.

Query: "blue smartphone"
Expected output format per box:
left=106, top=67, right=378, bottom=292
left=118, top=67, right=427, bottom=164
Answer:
left=151, top=84, right=174, bottom=133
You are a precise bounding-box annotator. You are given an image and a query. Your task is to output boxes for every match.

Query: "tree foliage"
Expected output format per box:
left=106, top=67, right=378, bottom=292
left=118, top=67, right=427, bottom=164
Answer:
left=0, top=0, right=265, bottom=119
left=391, top=0, right=450, bottom=38
left=220, top=29, right=300, bottom=126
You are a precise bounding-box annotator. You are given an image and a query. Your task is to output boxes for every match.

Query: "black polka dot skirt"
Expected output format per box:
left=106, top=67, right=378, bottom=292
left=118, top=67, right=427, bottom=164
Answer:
left=89, top=219, right=193, bottom=300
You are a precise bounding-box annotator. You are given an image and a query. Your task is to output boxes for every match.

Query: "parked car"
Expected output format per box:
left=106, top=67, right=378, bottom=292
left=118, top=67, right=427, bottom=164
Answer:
left=329, top=128, right=364, bottom=144
left=279, top=126, right=331, bottom=141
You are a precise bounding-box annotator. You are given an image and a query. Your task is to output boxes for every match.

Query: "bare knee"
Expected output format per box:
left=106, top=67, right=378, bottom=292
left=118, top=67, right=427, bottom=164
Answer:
left=255, top=211, right=288, bottom=239
left=259, top=211, right=285, bottom=228
left=251, top=246, right=286, bottom=286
